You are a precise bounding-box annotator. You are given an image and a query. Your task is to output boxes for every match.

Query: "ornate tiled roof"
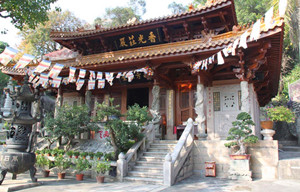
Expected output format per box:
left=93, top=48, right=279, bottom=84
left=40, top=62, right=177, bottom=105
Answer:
left=44, top=48, right=78, bottom=60
left=50, top=0, right=236, bottom=39
left=63, top=18, right=283, bottom=68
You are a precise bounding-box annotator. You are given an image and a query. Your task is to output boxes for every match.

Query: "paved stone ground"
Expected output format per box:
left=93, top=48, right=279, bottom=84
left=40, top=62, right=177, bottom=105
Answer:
left=1, top=172, right=300, bottom=192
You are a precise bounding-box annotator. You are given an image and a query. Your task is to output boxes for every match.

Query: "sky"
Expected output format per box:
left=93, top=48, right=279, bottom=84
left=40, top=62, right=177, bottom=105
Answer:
left=0, top=0, right=192, bottom=49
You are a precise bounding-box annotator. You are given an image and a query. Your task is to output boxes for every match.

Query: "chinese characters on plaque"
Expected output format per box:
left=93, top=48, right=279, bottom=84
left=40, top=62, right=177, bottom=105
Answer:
left=112, top=28, right=163, bottom=50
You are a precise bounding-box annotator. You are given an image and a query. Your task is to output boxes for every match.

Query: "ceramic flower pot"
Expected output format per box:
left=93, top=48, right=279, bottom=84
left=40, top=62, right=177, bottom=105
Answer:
left=76, top=173, right=84, bottom=181
left=96, top=175, right=105, bottom=183
left=230, top=154, right=251, bottom=160
left=260, top=121, right=273, bottom=129
left=58, top=172, right=66, bottom=180
left=42, top=170, right=50, bottom=177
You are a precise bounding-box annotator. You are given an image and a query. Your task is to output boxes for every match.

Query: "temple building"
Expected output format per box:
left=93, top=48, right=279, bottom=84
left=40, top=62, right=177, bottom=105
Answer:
left=0, top=0, right=285, bottom=183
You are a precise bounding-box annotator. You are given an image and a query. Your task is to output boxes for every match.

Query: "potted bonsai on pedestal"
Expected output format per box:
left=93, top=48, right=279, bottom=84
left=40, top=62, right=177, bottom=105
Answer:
left=93, top=161, right=111, bottom=183
left=54, top=155, right=72, bottom=179
left=73, top=158, right=90, bottom=181
left=224, top=112, right=258, bottom=181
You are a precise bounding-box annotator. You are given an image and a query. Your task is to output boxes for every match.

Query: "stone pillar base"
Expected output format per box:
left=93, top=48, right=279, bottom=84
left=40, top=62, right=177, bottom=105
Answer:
left=261, top=129, right=275, bottom=140
left=228, top=159, right=252, bottom=181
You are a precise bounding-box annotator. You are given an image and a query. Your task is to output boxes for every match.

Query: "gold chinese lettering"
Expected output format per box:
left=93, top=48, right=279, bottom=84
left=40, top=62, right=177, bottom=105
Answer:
left=119, top=37, right=128, bottom=47
left=128, top=35, right=137, bottom=46
left=138, top=34, right=147, bottom=44
left=148, top=31, right=156, bottom=43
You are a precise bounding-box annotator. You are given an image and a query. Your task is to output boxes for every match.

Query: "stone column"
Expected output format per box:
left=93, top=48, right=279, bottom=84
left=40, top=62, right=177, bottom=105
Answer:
left=240, top=81, right=250, bottom=113
left=117, top=152, right=127, bottom=181
left=195, top=77, right=207, bottom=140
left=166, top=89, right=175, bottom=140
left=150, top=84, right=161, bottom=139
left=82, top=90, right=92, bottom=139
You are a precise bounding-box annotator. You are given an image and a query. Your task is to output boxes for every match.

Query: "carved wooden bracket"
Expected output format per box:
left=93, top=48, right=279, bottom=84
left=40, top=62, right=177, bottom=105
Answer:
left=201, top=17, right=209, bottom=33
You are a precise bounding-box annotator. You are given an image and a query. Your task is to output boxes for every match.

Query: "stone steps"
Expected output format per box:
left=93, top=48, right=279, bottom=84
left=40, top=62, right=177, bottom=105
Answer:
left=278, top=158, right=300, bottom=180
left=125, top=140, right=177, bottom=184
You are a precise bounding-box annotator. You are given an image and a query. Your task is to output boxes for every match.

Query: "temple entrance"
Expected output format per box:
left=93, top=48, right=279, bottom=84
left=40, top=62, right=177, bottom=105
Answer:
left=176, top=83, right=196, bottom=125
left=127, top=88, right=149, bottom=108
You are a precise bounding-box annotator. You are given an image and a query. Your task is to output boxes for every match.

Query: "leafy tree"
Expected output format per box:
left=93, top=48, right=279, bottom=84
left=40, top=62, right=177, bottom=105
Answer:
left=18, top=10, right=86, bottom=57
left=0, top=0, right=59, bottom=30
left=44, top=104, right=97, bottom=150
left=95, top=98, right=151, bottom=160
left=168, top=2, right=186, bottom=14
left=101, top=0, right=146, bottom=27
left=0, top=41, right=8, bottom=53
left=0, top=41, right=10, bottom=98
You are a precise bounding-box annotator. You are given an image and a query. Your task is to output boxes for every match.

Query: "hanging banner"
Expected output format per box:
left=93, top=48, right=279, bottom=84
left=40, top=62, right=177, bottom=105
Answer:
left=52, top=77, right=62, bottom=88
left=97, top=79, right=105, bottom=89
left=105, top=72, right=114, bottom=86
left=38, top=73, right=49, bottom=88
left=88, top=79, right=95, bottom=90
left=0, top=47, right=18, bottom=66
left=34, top=59, right=51, bottom=73
left=29, top=73, right=36, bottom=83
left=238, top=31, right=248, bottom=49
left=79, top=69, right=86, bottom=78
left=68, top=67, right=76, bottom=83
left=62, top=77, right=69, bottom=85
left=13, top=54, right=35, bottom=69
left=232, top=39, right=239, bottom=56
left=48, top=63, right=64, bottom=78
left=116, top=72, right=122, bottom=79
left=126, top=71, right=134, bottom=82
left=76, top=79, right=85, bottom=90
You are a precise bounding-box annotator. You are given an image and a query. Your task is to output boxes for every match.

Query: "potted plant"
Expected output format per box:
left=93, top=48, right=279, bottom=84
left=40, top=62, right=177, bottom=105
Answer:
left=51, top=148, right=58, bottom=157
left=93, top=161, right=111, bottom=183
left=73, top=151, right=80, bottom=159
left=66, top=150, right=73, bottom=158
left=73, top=158, right=90, bottom=181
left=88, top=152, right=94, bottom=160
left=45, top=149, right=51, bottom=156
left=54, top=155, right=72, bottom=179
left=260, top=106, right=295, bottom=129
left=224, top=112, right=258, bottom=159
left=80, top=152, right=88, bottom=159
left=35, top=155, right=51, bottom=177
left=95, top=152, right=103, bottom=160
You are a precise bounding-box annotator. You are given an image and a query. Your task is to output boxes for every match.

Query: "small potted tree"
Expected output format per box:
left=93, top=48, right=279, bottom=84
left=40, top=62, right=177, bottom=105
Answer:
left=95, top=152, right=103, bottom=160
left=54, top=155, right=72, bottom=179
left=36, top=155, right=51, bottom=177
left=73, top=151, right=80, bottom=159
left=224, top=112, right=258, bottom=159
left=73, top=158, right=90, bottom=181
left=93, top=161, right=111, bottom=183
left=88, top=152, right=94, bottom=160
left=66, top=150, right=73, bottom=158
left=80, top=152, right=88, bottom=159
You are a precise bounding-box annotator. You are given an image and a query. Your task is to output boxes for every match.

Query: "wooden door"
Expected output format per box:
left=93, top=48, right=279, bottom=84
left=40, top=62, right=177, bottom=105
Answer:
left=176, top=83, right=196, bottom=125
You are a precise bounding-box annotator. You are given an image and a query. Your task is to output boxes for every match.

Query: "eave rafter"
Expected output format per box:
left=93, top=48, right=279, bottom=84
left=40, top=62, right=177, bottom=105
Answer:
left=218, top=11, right=229, bottom=31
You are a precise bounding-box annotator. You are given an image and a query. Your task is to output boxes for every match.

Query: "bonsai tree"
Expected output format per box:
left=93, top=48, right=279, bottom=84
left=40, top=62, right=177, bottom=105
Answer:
left=44, top=104, right=98, bottom=150
left=224, top=112, right=258, bottom=155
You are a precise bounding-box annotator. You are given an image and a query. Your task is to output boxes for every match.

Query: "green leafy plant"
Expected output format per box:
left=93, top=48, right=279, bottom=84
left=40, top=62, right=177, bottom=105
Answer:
left=73, top=151, right=80, bottom=157
left=94, top=98, right=150, bottom=159
left=266, top=106, right=295, bottom=123
left=95, top=152, right=103, bottom=160
left=66, top=150, right=73, bottom=157
left=224, top=112, right=258, bottom=155
left=93, top=161, right=111, bottom=176
left=51, top=148, right=59, bottom=156
left=57, top=149, right=65, bottom=156
left=45, top=149, right=51, bottom=156
left=73, top=158, right=91, bottom=174
left=80, top=152, right=88, bottom=158
left=54, top=155, right=72, bottom=173
left=88, top=152, right=94, bottom=159
left=44, top=104, right=98, bottom=150
left=103, top=152, right=115, bottom=161
left=36, top=155, right=50, bottom=170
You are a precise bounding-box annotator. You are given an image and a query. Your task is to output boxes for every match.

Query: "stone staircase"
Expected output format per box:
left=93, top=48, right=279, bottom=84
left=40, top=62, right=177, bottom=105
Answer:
left=124, top=140, right=177, bottom=184
left=278, top=144, right=300, bottom=180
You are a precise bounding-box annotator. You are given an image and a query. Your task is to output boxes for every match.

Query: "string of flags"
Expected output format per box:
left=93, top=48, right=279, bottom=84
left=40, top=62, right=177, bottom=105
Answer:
left=191, top=0, right=287, bottom=73
left=0, top=0, right=287, bottom=91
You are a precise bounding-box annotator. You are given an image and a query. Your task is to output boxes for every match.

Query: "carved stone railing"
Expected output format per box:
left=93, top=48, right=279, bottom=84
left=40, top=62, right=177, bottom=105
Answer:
left=117, top=122, right=155, bottom=181
left=163, top=118, right=194, bottom=186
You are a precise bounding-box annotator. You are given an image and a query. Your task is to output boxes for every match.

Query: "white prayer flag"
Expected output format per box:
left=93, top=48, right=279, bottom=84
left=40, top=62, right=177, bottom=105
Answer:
left=116, top=72, right=122, bottom=78
left=52, top=77, right=62, bottom=88
left=34, top=60, right=51, bottom=73
left=222, top=48, right=229, bottom=57
left=250, top=19, right=261, bottom=41
left=79, top=69, right=86, bottom=78
left=126, top=71, right=134, bottom=82
left=217, top=52, right=224, bottom=65
left=48, top=63, right=64, bottom=78
left=265, top=7, right=274, bottom=30
left=13, top=54, right=35, bottom=69
left=238, top=31, right=248, bottom=49
left=76, top=79, right=85, bottom=90
left=279, top=0, right=287, bottom=17
left=0, top=47, right=18, bottom=66
left=88, top=80, right=95, bottom=90
left=232, top=39, right=239, bottom=56
left=97, top=72, right=103, bottom=79
left=89, top=71, right=95, bottom=80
